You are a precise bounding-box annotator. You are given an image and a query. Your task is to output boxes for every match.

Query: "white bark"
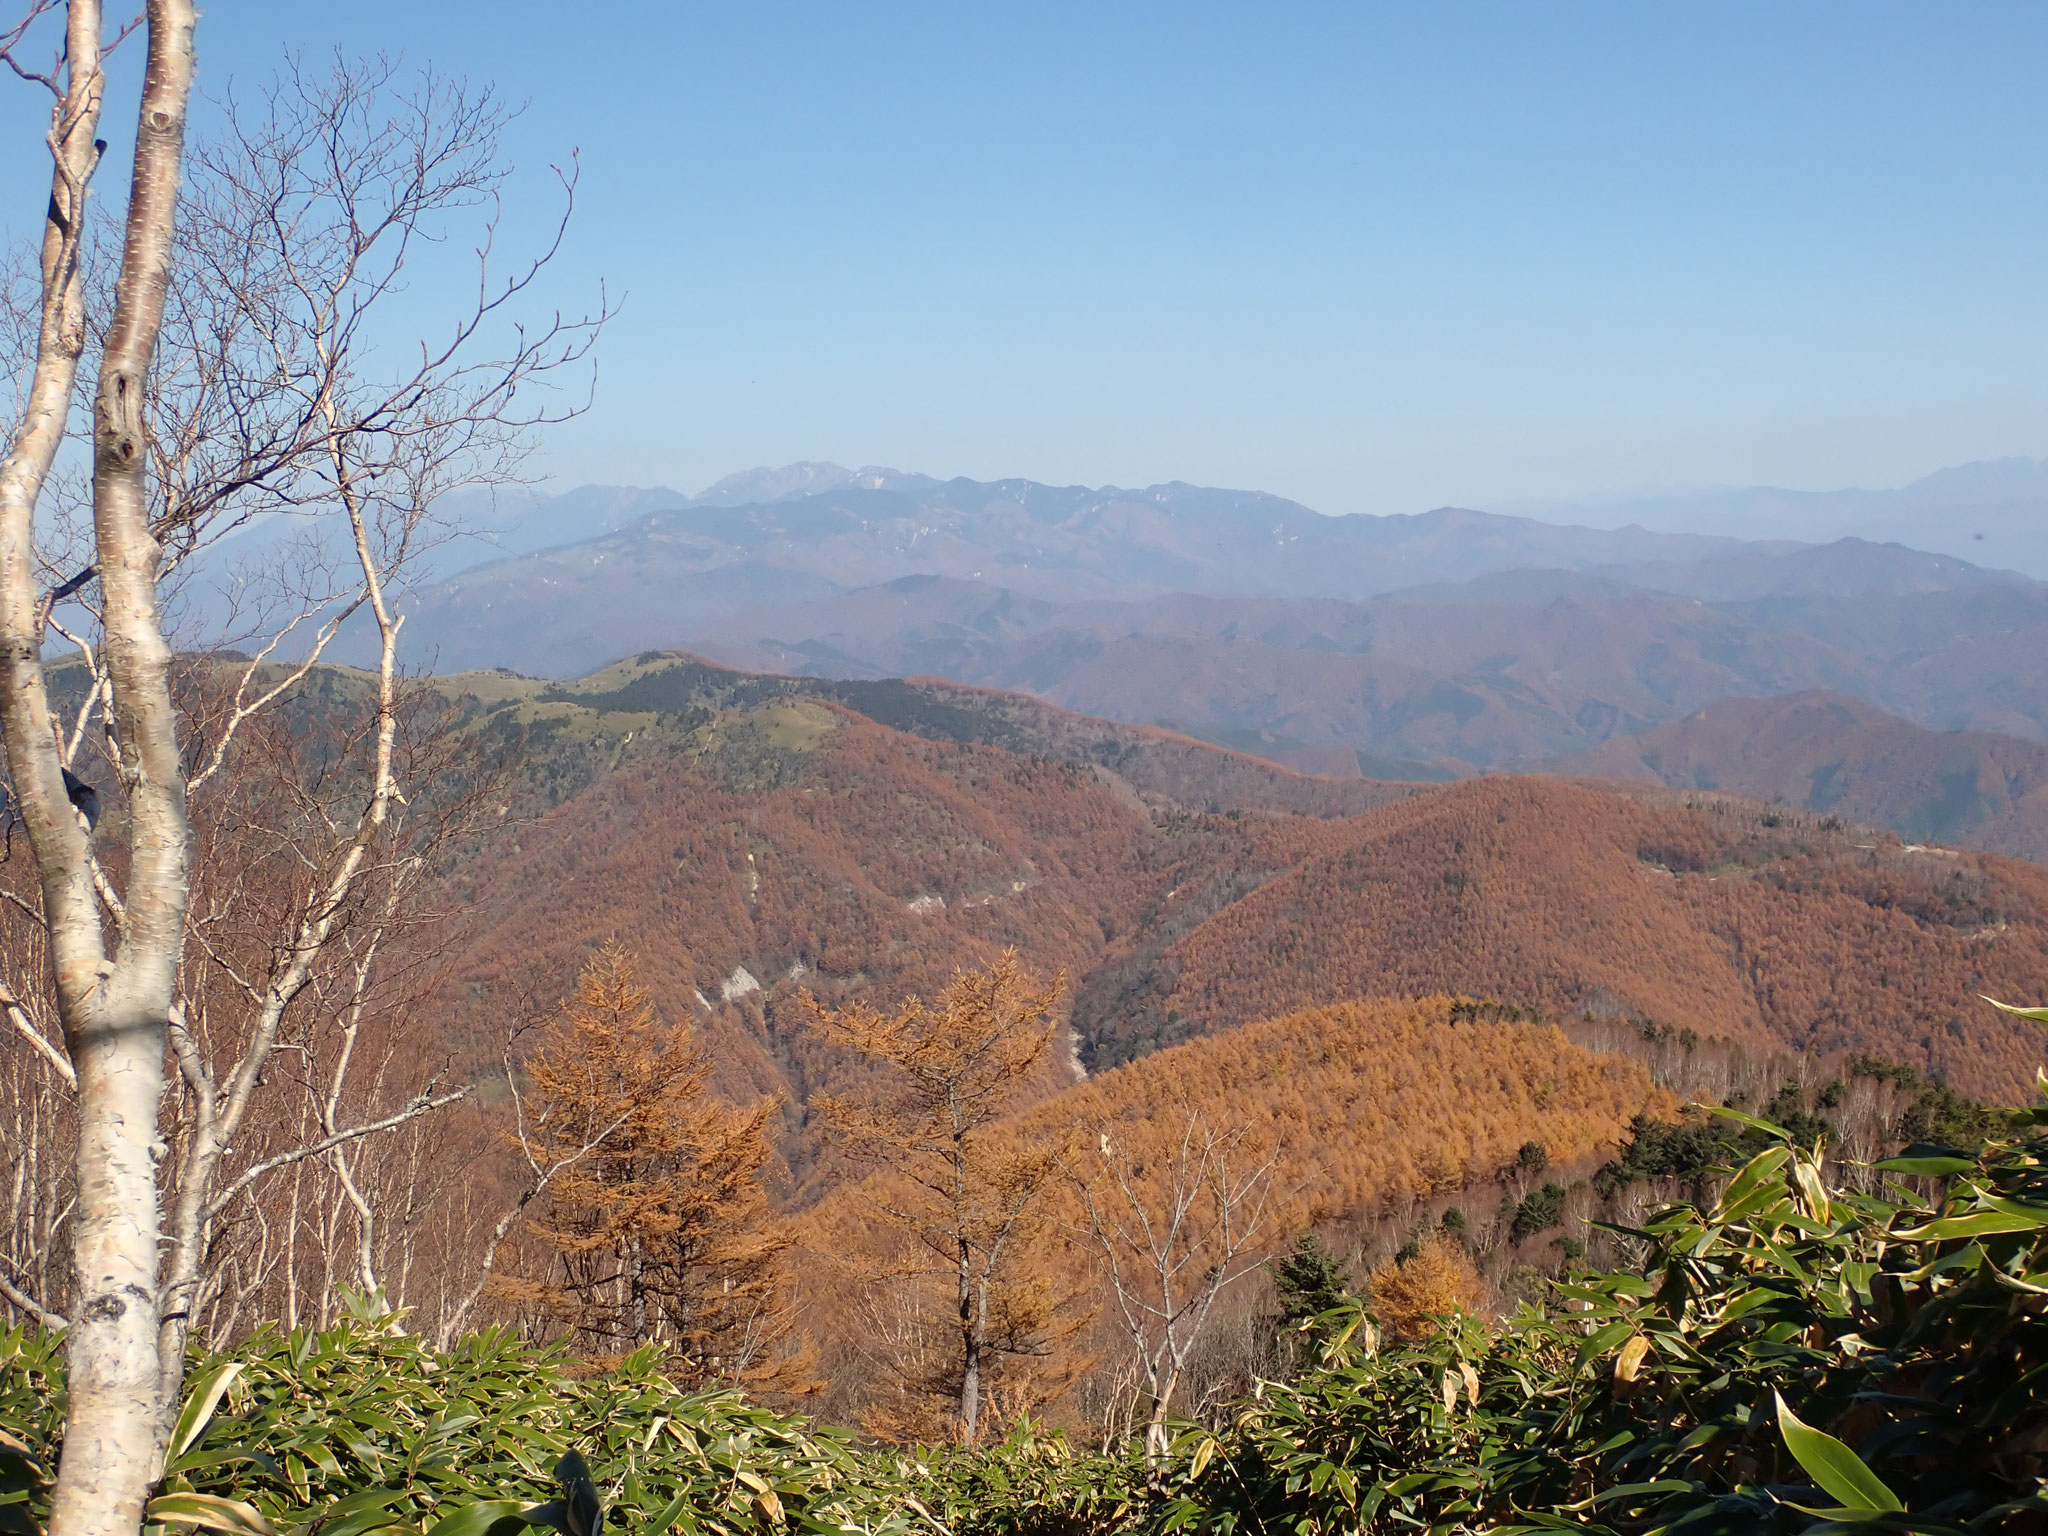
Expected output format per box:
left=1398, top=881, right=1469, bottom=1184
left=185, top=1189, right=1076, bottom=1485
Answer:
left=0, top=6, right=200, bottom=1536
left=0, top=34, right=602, bottom=1536
left=1076, top=1116, right=1276, bottom=1471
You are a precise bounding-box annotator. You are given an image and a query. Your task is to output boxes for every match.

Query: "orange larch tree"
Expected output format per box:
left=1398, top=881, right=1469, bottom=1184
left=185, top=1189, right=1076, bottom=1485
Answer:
left=509, top=941, right=790, bottom=1384
left=802, top=950, right=1068, bottom=1444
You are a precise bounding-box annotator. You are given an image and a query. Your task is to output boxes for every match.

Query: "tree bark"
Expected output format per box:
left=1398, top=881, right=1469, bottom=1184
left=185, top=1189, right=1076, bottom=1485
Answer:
left=12, top=8, right=199, bottom=1536
left=1144, top=1368, right=1179, bottom=1474
left=956, top=1233, right=979, bottom=1444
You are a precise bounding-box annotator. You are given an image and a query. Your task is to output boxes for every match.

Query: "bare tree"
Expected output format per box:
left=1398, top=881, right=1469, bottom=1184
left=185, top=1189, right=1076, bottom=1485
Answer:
left=0, top=14, right=602, bottom=1536
left=1075, top=1113, right=1276, bottom=1471
left=0, top=8, right=200, bottom=1533
left=434, top=1031, right=636, bottom=1351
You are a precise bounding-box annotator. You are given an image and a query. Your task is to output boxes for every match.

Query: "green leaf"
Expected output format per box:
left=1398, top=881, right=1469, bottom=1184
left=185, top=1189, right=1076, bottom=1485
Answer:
left=1710, top=1146, right=1791, bottom=1222
left=1709, top=1105, right=1793, bottom=1139
left=1871, top=1155, right=1975, bottom=1177
left=422, top=1503, right=551, bottom=1536
left=1575, top=1320, right=1635, bottom=1371
left=146, top=1494, right=273, bottom=1536
left=167, top=1363, right=243, bottom=1466
left=1893, top=1208, right=2048, bottom=1241
left=1982, top=995, right=2048, bottom=1023
left=1586, top=1479, right=1695, bottom=1506
left=1773, top=1392, right=1901, bottom=1514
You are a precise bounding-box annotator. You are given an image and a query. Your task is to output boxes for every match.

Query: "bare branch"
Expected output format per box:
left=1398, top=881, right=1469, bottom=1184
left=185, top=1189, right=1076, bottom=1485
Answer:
left=204, top=1087, right=466, bottom=1222
left=0, top=970, right=71, bottom=1086
left=0, top=1265, right=65, bottom=1330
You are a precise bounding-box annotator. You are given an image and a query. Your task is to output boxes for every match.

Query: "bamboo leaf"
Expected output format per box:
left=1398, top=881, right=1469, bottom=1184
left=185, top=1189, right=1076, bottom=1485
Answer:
left=1709, top=1105, right=1793, bottom=1139
left=1773, top=1392, right=1901, bottom=1513
left=146, top=1494, right=273, bottom=1536
left=422, top=1503, right=550, bottom=1536
left=1893, top=1209, right=2048, bottom=1241
left=168, top=1363, right=244, bottom=1466
left=1710, top=1146, right=1790, bottom=1222
left=1872, top=1155, right=1975, bottom=1177
left=1983, top=996, right=2048, bottom=1023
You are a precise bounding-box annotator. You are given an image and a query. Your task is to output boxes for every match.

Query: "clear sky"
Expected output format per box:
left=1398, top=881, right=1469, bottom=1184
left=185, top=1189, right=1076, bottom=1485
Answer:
left=4, top=2, right=2047, bottom=515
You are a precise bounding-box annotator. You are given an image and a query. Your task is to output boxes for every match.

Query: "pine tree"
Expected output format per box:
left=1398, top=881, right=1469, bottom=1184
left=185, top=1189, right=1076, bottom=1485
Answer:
left=1270, top=1234, right=1350, bottom=1332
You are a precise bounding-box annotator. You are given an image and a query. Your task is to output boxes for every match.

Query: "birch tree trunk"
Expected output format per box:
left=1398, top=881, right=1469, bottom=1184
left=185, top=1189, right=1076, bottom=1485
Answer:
left=956, top=1232, right=979, bottom=1444
left=0, top=28, right=595, bottom=1533
left=0, top=5, right=196, bottom=1536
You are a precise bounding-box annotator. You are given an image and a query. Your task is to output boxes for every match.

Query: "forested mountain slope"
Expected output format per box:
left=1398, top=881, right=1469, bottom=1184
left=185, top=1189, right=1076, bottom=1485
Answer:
left=794, top=995, right=1673, bottom=1426
left=1545, top=690, right=2048, bottom=860
left=428, top=656, right=2048, bottom=1109
left=675, top=569, right=2048, bottom=778
left=1086, top=775, right=2048, bottom=1098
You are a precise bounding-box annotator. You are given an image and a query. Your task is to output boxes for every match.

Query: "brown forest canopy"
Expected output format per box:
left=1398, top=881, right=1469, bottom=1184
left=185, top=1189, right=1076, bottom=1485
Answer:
left=427, top=657, right=2048, bottom=1106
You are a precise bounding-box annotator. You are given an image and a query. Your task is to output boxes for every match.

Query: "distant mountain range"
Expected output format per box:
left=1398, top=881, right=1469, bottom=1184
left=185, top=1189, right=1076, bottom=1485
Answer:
left=391, top=470, right=1848, bottom=671
left=1496, top=457, right=2048, bottom=579
left=365, top=462, right=2024, bottom=667
left=217, top=458, right=2048, bottom=865
left=658, top=569, right=2048, bottom=776
left=1541, top=691, right=2048, bottom=863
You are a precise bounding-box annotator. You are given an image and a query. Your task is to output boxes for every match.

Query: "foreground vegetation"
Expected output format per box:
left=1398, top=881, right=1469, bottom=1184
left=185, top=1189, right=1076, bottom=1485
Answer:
left=7, top=1094, right=2047, bottom=1536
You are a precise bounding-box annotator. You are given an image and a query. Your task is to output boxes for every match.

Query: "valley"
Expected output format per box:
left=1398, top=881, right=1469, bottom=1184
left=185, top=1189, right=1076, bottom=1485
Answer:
left=435, top=654, right=2048, bottom=1114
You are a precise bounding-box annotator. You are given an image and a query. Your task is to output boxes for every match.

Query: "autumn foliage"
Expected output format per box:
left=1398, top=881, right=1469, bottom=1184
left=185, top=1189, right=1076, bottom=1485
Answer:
left=17, top=659, right=2048, bottom=1443
left=794, top=994, right=1668, bottom=1431
left=500, top=942, right=790, bottom=1385
left=1367, top=1235, right=1486, bottom=1343
left=799, top=951, right=1073, bottom=1443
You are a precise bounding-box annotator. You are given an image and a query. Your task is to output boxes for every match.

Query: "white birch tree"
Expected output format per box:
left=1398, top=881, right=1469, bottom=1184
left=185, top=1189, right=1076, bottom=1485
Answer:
left=0, top=12, right=603, bottom=1536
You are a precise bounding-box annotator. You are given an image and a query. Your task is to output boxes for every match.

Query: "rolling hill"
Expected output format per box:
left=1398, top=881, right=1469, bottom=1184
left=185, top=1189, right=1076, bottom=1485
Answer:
left=679, top=569, right=2048, bottom=777
left=423, top=656, right=2048, bottom=1110
left=1077, top=773, right=2048, bottom=1100
left=1546, top=691, right=2048, bottom=862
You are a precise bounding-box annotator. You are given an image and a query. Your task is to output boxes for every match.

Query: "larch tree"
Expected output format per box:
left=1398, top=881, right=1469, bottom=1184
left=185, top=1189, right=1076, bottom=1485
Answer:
left=501, top=942, right=791, bottom=1385
left=0, top=12, right=600, bottom=1536
left=802, top=950, right=1067, bottom=1444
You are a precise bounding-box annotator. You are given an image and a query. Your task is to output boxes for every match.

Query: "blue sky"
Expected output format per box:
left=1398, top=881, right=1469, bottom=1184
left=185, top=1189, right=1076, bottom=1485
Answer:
left=3, top=2, right=2046, bottom=515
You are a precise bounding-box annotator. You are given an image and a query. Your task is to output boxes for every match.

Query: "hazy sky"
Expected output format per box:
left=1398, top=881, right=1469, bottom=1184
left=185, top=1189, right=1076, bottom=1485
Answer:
left=4, top=2, right=2046, bottom=515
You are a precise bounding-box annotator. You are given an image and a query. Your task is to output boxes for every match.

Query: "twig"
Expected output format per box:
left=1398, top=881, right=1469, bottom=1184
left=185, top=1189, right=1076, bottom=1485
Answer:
left=205, top=1087, right=466, bottom=1220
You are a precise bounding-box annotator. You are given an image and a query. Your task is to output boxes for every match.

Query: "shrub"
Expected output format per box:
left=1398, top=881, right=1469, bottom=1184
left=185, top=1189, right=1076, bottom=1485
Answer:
left=1147, top=1113, right=2048, bottom=1534
left=0, top=1304, right=908, bottom=1536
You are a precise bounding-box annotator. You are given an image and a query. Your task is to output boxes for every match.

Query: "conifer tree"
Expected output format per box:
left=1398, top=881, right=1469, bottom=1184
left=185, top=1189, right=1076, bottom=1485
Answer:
left=1271, top=1234, right=1350, bottom=1332
left=802, top=950, right=1066, bottom=1444
left=512, top=942, right=790, bottom=1384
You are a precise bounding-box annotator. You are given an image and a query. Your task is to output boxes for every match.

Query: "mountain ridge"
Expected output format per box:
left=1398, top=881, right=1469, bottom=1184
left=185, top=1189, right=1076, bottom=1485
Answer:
left=409, top=652, right=2048, bottom=1107
left=1541, top=690, right=2048, bottom=861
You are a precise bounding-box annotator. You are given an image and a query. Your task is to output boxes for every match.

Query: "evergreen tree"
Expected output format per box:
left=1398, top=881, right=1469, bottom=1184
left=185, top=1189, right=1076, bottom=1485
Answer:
left=1269, top=1234, right=1350, bottom=1332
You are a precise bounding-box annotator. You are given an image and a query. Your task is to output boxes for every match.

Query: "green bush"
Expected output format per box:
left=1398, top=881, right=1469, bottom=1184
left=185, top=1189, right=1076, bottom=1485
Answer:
left=1139, top=1107, right=2048, bottom=1534
left=1, top=1298, right=920, bottom=1536
left=10, top=1089, right=2048, bottom=1536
